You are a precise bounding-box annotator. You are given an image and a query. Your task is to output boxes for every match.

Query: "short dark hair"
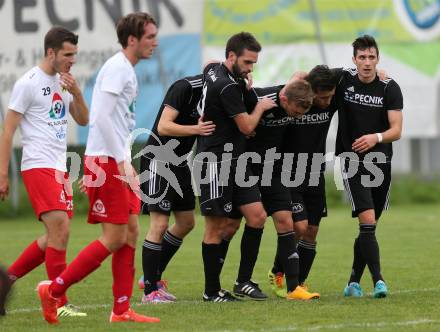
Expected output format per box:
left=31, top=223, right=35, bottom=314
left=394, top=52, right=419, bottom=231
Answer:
left=284, top=79, right=314, bottom=110
left=225, top=32, right=261, bottom=59
left=44, top=27, right=78, bottom=55
left=352, top=34, right=379, bottom=57
left=116, top=12, right=157, bottom=48
left=307, top=65, right=337, bottom=93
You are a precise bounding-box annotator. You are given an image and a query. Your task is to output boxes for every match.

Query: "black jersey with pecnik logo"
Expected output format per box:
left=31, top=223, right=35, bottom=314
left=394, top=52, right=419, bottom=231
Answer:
left=244, top=85, right=294, bottom=157
left=283, top=99, right=337, bottom=173
left=335, top=68, right=403, bottom=161
left=144, top=75, right=203, bottom=158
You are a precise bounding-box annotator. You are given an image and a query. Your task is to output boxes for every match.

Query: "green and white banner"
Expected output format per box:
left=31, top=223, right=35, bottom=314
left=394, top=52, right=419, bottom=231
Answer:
left=204, top=0, right=440, bottom=137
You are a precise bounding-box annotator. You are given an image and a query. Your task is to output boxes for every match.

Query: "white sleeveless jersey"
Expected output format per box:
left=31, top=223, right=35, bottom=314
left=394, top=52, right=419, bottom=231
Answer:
left=8, top=66, right=73, bottom=171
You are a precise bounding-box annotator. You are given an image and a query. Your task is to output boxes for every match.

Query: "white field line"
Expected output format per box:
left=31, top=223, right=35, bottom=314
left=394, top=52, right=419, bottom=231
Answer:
left=6, top=286, right=440, bottom=315
left=207, top=319, right=440, bottom=332
left=306, top=319, right=440, bottom=331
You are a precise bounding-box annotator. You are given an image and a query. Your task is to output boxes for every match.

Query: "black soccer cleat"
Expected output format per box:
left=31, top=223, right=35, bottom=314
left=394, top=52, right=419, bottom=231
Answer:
left=233, top=280, right=268, bottom=300
left=0, top=265, right=12, bottom=316
left=203, top=289, right=240, bottom=303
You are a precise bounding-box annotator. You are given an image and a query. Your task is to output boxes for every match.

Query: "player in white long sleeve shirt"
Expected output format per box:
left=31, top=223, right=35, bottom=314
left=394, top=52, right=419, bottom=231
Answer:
left=37, top=13, right=160, bottom=324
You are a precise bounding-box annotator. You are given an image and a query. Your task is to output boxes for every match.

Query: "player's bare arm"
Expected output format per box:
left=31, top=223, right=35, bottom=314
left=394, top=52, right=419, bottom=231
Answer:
left=382, top=110, right=403, bottom=143
left=157, top=105, right=215, bottom=137
left=234, top=97, right=276, bottom=136
left=62, top=72, right=89, bottom=125
left=352, top=110, right=402, bottom=153
left=0, top=111, right=23, bottom=200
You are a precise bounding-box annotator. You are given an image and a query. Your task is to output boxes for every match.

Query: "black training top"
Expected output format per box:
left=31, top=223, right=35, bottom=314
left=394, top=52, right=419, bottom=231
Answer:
left=144, top=75, right=203, bottom=158
left=196, top=63, right=248, bottom=158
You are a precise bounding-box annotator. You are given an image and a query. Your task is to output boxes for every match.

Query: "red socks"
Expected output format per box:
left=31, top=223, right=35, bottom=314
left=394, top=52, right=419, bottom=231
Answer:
left=50, top=240, right=111, bottom=299
left=7, top=240, right=45, bottom=282
left=45, top=247, right=68, bottom=307
left=48, top=240, right=135, bottom=315
left=112, top=245, right=135, bottom=315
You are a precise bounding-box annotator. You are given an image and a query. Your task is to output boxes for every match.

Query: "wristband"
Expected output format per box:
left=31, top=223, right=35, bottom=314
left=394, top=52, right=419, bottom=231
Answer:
left=376, top=133, right=383, bottom=143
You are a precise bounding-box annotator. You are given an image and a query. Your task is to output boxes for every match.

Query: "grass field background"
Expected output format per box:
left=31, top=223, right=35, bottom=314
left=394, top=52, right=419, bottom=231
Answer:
left=0, top=204, right=439, bottom=331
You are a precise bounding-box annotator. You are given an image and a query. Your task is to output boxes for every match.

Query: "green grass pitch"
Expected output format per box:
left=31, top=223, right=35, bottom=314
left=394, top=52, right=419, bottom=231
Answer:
left=0, top=204, right=439, bottom=331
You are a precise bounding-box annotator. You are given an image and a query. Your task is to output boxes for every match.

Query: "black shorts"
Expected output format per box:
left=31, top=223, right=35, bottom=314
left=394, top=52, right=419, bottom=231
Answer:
left=196, top=159, right=261, bottom=219
left=252, top=163, right=292, bottom=216
left=140, top=156, right=195, bottom=216
left=341, top=159, right=391, bottom=220
left=289, top=174, right=327, bottom=226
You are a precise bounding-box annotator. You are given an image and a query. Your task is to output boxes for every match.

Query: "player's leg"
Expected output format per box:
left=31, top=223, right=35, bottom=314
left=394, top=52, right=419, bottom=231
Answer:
left=368, top=162, right=391, bottom=298
left=270, top=187, right=308, bottom=274
left=140, top=212, right=170, bottom=303
left=159, top=210, right=194, bottom=276
left=271, top=210, right=298, bottom=295
left=37, top=157, right=124, bottom=323
left=8, top=169, right=69, bottom=285
left=297, top=185, right=327, bottom=289
left=198, top=160, right=238, bottom=302
left=341, top=160, right=372, bottom=297
left=41, top=211, right=88, bottom=318
left=353, top=164, right=388, bottom=297
left=157, top=172, right=196, bottom=282
left=111, top=214, right=139, bottom=314
left=107, top=217, right=158, bottom=323
left=146, top=209, right=195, bottom=302
left=298, top=225, right=319, bottom=285
left=219, top=218, right=240, bottom=274
left=202, top=216, right=238, bottom=302
left=269, top=188, right=309, bottom=284
left=259, top=180, right=296, bottom=297
left=110, top=188, right=160, bottom=323
left=233, top=199, right=267, bottom=300
left=138, top=155, right=171, bottom=300
left=41, top=211, right=70, bottom=307
left=268, top=185, right=320, bottom=301
left=0, top=264, right=12, bottom=316
left=7, top=234, right=47, bottom=284
left=39, top=222, right=122, bottom=324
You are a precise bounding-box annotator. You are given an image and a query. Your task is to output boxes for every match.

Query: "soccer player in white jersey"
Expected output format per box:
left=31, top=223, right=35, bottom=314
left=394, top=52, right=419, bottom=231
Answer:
left=36, top=13, right=160, bottom=324
left=0, top=27, right=88, bottom=317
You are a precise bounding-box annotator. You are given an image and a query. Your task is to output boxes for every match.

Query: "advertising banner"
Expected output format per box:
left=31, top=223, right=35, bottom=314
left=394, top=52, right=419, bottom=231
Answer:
left=0, top=0, right=204, bottom=144
left=204, top=0, right=440, bottom=137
